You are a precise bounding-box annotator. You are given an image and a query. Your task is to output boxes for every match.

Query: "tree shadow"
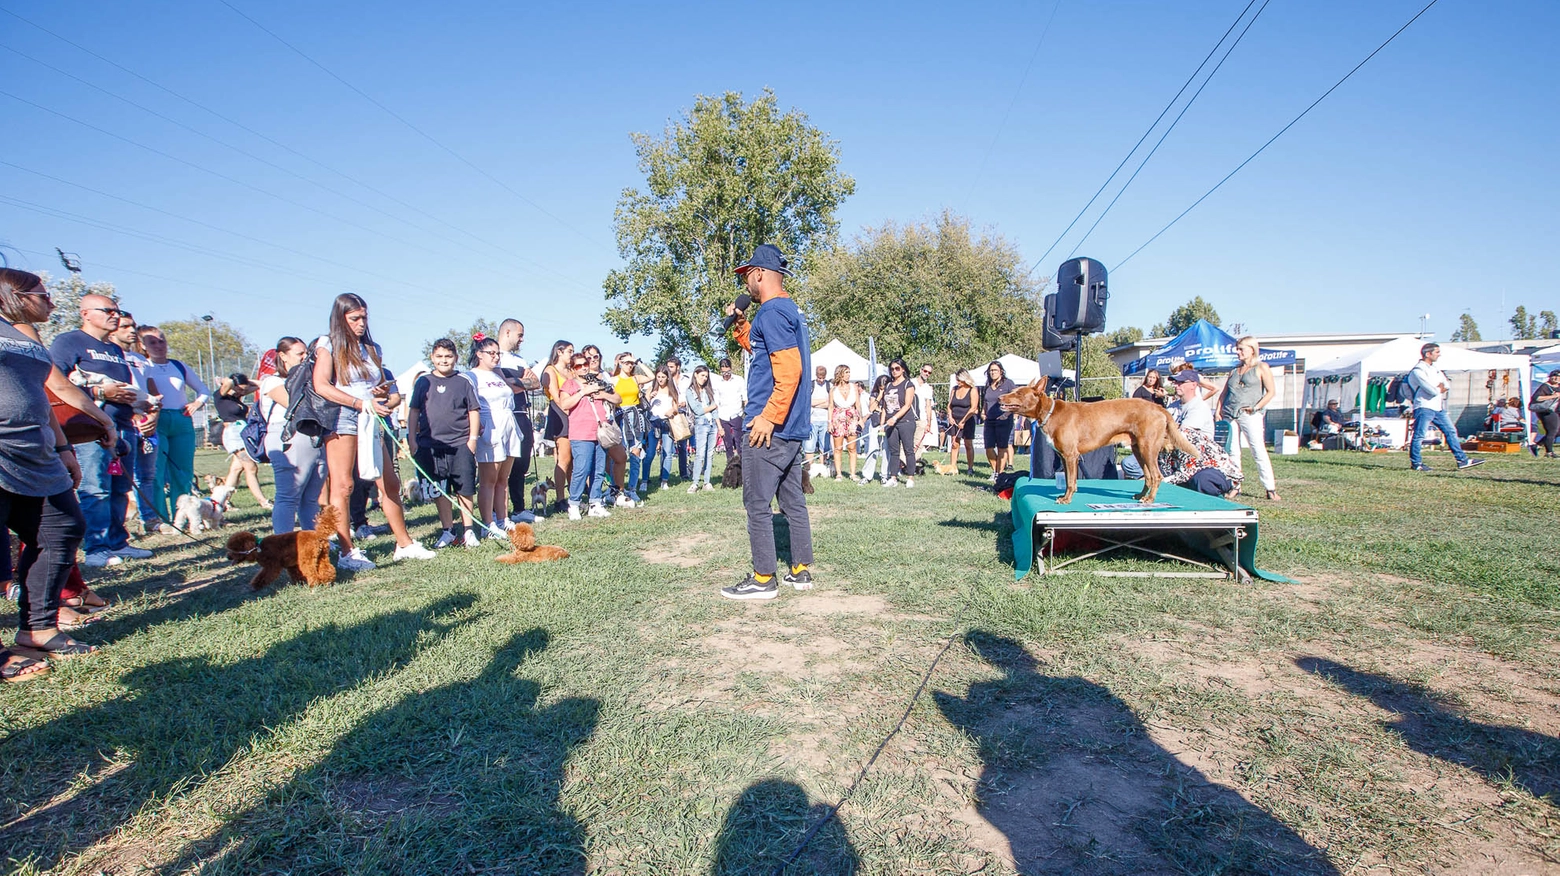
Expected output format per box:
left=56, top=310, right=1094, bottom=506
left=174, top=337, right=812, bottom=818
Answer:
left=936, top=514, right=1014, bottom=567
left=711, top=778, right=858, bottom=875
left=0, top=593, right=477, bottom=869
left=936, top=631, right=1338, bottom=875
left=771, top=512, right=794, bottom=569
left=1297, top=657, right=1558, bottom=805
left=176, top=627, right=599, bottom=874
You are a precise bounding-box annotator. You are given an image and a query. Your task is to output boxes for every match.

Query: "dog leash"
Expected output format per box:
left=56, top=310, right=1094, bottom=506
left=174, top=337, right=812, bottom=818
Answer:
left=367, top=411, right=510, bottom=541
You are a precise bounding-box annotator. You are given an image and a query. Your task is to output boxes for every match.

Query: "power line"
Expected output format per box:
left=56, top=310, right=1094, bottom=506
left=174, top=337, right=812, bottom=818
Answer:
left=216, top=0, right=604, bottom=248
left=1027, top=0, right=1260, bottom=276
left=0, top=5, right=585, bottom=286
left=1113, top=0, right=1442, bottom=271
left=968, top=0, right=1065, bottom=194
left=1065, top=0, right=1272, bottom=258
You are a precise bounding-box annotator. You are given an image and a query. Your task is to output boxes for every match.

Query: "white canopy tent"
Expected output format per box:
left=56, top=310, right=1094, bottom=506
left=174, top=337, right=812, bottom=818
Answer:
left=1308, top=337, right=1532, bottom=443
left=810, top=339, right=870, bottom=379
left=1530, top=343, right=1560, bottom=364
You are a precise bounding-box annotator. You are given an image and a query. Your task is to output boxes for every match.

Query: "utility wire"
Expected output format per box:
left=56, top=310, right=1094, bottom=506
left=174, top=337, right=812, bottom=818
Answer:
left=1113, top=0, right=1442, bottom=271
left=968, top=0, right=1064, bottom=194
left=216, top=0, right=604, bottom=247
left=0, top=5, right=581, bottom=283
left=1027, top=0, right=1260, bottom=276
left=0, top=42, right=585, bottom=288
left=1065, top=0, right=1271, bottom=258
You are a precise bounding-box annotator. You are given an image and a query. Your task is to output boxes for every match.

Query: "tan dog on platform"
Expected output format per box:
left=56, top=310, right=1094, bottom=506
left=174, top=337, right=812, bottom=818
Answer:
left=1000, top=377, right=1197, bottom=505
left=495, top=523, right=569, bottom=563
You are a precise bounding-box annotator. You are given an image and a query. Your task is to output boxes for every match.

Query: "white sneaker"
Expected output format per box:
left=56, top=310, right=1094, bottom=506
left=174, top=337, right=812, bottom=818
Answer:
left=393, top=541, right=436, bottom=561
left=463, top=529, right=481, bottom=547
left=882, top=477, right=899, bottom=487
left=687, top=484, right=698, bottom=494
left=488, top=525, right=510, bottom=542
left=905, top=478, right=915, bottom=489
left=434, top=530, right=456, bottom=549
left=568, top=504, right=582, bottom=521
left=509, top=511, right=536, bottom=524
left=615, top=494, right=636, bottom=508
left=82, top=551, right=123, bottom=568
left=110, top=545, right=153, bottom=560
left=702, top=483, right=716, bottom=491
left=530, top=508, right=546, bottom=521
left=354, top=524, right=375, bottom=541
left=588, top=503, right=612, bottom=518
left=338, top=549, right=376, bottom=572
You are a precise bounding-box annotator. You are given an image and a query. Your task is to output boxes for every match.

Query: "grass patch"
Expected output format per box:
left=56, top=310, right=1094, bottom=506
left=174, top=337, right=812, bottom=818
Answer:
left=2, top=447, right=1557, bottom=873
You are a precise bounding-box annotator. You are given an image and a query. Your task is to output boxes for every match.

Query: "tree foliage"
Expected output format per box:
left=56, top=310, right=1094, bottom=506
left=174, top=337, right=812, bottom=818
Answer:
left=1509, top=306, right=1557, bottom=340
left=603, top=90, right=855, bottom=365
left=1449, top=313, right=1481, bottom=342
left=1104, top=326, right=1145, bottom=348
left=156, top=317, right=259, bottom=385
left=36, top=272, right=117, bottom=346
left=1150, top=296, right=1221, bottom=338
left=797, top=211, right=1047, bottom=379
left=1073, top=335, right=1125, bottom=400
left=421, top=318, right=502, bottom=366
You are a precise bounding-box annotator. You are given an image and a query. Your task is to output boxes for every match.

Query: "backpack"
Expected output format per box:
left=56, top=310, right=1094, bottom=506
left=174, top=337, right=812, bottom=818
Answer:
left=280, top=345, right=340, bottom=444
left=1387, top=374, right=1414, bottom=406
left=240, top=401, right=270, bottom=464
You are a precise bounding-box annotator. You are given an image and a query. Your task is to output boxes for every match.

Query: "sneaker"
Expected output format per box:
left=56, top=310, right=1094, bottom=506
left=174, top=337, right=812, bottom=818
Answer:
left=588, top=503, right=612, bottom=518
left=782, top=568, right=814, bottom=591
left=720, top=574, right=779, bottom=601
left=488, top=525, right=510, bottom=542
left=1412, top=464, right=1432, bottom=472
left=110, top=545, right=153, bottom=560
left=531, top=507, right=547, bottom=520
left=615, top=494, right=636, bottom=508
left=660, top=480, right=671, bottom=491
left=5, top=582, right=19, bottom=602
left=510, top=510, right=537, bottom=524
left=1457, top=458, right=1485, bottom=470
left=702, top=483, right=716, bottom=492
left=687, top=483, right=698, bottom=494
left=1531, top=444, right=1541, bottom=458
left=81, top=552, right=123, bottom=568
left=393, top=541, right=436, bottom=561
left=568, top=504, right=582, bottom=521
left=354, top=524, right=375, bottom=541
left=338, top=549, right=376, bottom=572
left=434, top=530, right=456, bottom=549
left=904, top=478, right=915, bottom=489
left=463, top=529, right=481, bottom=548
left=882, top=477, right=899, bottom=487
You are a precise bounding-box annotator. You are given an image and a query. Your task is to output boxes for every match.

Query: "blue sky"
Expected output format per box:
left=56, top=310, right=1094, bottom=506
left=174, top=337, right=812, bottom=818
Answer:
left=2, top=0, right=1555, bottom=373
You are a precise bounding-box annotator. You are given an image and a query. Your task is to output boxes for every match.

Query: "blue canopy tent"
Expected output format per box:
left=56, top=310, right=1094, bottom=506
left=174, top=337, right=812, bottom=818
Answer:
left=1122, top=319, right=1296, bottom=376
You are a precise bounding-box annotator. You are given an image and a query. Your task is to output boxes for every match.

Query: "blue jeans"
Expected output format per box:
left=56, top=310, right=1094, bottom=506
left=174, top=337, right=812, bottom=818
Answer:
left=133, top=431, right=160, bottom=525
left=647, top=419, right=675, bottom=483
left=692, top=417, right=718, bottom=486
left=76, top=427, right=135, bottom=555
left=569, top=440, right=606, bottom=507
left=268, top=432, right=325, bottom=533
left=1410, top=408, right=1469, bottom=468
left=626, top=438, right=647, bottom=498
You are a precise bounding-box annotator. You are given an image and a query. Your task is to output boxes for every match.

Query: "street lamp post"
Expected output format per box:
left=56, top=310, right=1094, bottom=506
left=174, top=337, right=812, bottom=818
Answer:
left=202, top=314, right=216, bottom=387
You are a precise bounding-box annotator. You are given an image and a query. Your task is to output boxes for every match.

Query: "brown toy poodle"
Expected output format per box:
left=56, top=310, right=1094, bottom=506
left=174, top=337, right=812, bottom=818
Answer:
left=495, top=523, right=569, bottom=563
left=226, top=506, right=339, bottom=589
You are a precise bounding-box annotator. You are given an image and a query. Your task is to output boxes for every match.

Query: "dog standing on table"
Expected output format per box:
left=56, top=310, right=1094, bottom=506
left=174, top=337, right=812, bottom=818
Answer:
left=1000, top=377, right=1197, bottom=504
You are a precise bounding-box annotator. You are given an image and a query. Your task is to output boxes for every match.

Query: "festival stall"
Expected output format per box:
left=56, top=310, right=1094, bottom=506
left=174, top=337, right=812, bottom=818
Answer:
left=1121, top=320, right=1296, bottom=376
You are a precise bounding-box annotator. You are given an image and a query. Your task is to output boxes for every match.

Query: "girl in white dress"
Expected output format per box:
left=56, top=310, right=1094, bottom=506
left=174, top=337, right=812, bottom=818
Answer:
left=466, top=336, right=524, bottom=537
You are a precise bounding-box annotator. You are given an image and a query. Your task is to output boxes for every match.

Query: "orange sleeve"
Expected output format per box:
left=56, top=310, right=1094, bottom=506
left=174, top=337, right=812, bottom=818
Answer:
left=761, top=347, right=802, bottom=425
left=731, top=317, right=752, bottom=353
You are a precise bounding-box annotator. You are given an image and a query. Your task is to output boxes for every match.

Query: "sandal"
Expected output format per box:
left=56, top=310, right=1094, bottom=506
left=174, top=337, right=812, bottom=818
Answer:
left=63, top=594, right=109, bottom=612
left=58, top=607, right=105, bottom=631
left=1265, top=490, right=1282, bottom=502
left=12, top=633, right=99, bottom=660
left=1, top=650, right=50, bottom=683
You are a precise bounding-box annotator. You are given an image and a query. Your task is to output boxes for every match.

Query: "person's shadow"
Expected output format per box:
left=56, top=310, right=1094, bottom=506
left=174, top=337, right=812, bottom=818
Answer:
left=935, top=631, right=1338, bottom=875
left=0, top=593, right=477, bottom=869
left=1298, top=657, right=1558, bottom=805
left=711, top=778, right=858, bottom=875
left=161, top=627, right=599, bottom=874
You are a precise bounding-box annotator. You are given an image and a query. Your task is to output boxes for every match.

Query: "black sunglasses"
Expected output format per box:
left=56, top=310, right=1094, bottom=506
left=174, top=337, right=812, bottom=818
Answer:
left=90, top=307, right=123, bottom=317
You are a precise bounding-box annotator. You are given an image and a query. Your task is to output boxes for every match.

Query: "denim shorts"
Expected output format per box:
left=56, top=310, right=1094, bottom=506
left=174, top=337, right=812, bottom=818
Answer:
left=805, top=420, right=828, bottom=453
left=335, top=404, right=359, bottom=436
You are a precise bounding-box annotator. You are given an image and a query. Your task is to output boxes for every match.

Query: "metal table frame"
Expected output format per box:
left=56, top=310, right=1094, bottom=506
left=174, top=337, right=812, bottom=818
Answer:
left=1029, top=508, right=1257, bottom=583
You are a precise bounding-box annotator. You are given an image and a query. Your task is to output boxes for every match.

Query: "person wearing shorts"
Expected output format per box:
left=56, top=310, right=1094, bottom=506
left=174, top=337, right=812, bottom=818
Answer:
left=980, top=360, right=1017, bottom=478
left=409, top=339, right=481, bottom=548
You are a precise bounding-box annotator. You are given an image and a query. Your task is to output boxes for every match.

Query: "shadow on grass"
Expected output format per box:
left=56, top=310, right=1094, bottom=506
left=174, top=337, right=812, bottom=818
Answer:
left=936, top=631, right=1338, bottom=875
left=182, top=627, right=599, bottom=874
left=712, top=779, right=857, bottom=876
left=0, top=593, right=477, bottom=869
left=1297, top=657, right=1559, bottom=806
left=936, top=514, right=1014, bottom=567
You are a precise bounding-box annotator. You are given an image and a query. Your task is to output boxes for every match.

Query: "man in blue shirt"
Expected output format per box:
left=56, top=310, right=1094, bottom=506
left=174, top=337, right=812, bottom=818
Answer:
left=722, top=245, right=814, bottom=600
left=50, top=293, right=154, bottom=567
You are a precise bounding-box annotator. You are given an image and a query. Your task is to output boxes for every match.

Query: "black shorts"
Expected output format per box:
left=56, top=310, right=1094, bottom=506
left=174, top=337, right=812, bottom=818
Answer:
left=983, top=418, right=1014, bottom=450
left=950, top=415, right=976, bottom=441
left=413, top=443, right=477, bottom=497
left=544, top=403, right=569, bottom=441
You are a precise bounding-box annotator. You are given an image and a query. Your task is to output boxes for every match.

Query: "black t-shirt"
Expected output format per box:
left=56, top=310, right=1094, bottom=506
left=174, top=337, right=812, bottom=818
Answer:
left=983, top=378, right=1016, bottom=423
left=1133, top=385, right=1167, bottom=407
left=884, top=379, right=917, bottom=424
left=410, top=371, right=479, bottom=447
left=49, top=330, right=136, bottom=427
left=214, top=395, right=249, bottom=423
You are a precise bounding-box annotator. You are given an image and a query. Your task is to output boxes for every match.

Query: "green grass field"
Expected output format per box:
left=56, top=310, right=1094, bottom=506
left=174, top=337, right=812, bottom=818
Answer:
left=2, top=446, right=1557, bottom=874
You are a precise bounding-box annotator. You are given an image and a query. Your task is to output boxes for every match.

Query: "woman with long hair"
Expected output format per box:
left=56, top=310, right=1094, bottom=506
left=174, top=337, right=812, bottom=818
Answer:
left=559, top=349, right=616, bottom=518
left=946, top=369, right=978, bottom=475
left=467, top=334, right=526, bottom=537
left=214, top=373, right=271, bottom=509
left=1216, top=336, right=1281, bottom=501
left=1134, top=368, right=1169, bottom=407
left=686, top=365, right=718, bottom=492
left=611, top=351, right=652, bottom=503
left=645, top=367, right=680, bottom=491
left=540, top=340, right=575, bottom=513
left=828, top=365, right=862, bottom=482
left=880, top=359, right=918, bottom=488
left=981, top=360, right=1017, bottom=478
left=581, top=345, right=631, bottom=505
left=135, top=326, right=210, bottom=527
left=258, top=337, right=324, bottom=533
left=311, top=293, right=433, bottom=570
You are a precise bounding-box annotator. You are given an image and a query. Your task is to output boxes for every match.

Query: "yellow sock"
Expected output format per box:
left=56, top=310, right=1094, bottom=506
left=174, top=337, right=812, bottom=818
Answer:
left=791, top=564, right=808, bottom=575
left=753, top=573, right=774, bottom=584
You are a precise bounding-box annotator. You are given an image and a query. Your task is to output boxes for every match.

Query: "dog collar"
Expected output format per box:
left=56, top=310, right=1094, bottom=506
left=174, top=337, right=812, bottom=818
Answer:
left=1039, top=395, right=1056, bottom=430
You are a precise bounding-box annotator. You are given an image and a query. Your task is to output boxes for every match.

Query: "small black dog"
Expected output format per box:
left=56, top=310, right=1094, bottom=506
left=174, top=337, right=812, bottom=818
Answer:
left=719, top=454, right=812, bottom=494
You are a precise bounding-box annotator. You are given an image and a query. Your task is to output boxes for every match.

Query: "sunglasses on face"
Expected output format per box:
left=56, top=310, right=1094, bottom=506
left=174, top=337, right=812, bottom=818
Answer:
left=90, top=307, right=122, bottom=317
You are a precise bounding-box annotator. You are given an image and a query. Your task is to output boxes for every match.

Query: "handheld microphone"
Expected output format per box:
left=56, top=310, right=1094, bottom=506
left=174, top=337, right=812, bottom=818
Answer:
left=722, top=292, right=752, bottom=330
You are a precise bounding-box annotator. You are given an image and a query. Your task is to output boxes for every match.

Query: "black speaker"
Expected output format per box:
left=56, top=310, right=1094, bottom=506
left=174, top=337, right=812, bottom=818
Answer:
left=1052, top=257, right=1108, bottom=333
left=1042, top=293, right=1076, bottom=351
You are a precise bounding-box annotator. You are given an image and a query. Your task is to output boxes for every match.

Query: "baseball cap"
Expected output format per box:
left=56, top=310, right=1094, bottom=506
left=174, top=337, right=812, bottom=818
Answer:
left=734, top=244, right=792, bottom=277
left=1171, top=370, right=1201, bottom=384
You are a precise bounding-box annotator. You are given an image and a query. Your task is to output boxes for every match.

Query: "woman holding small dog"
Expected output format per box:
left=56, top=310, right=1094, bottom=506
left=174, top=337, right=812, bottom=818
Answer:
left=259, top=337, right=325, bottom=534
left=559, top=350, right=617, bottom=519
left=312, top=293, right=434, bottom=571
left=467, top=335, right=526, bottom=539
left=135, top=327, right=209, bottom=527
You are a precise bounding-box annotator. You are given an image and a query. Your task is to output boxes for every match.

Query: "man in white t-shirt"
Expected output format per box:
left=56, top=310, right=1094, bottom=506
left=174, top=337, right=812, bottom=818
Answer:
left=1169, top=370, right=1215, bottom=437
left=497, top=318, right=541, bottom=520
left=805, top=365, right=830, bottom=466
left=713, top=357, right=747, bottom=462
left=1407, top=342, right=1481, bottom=472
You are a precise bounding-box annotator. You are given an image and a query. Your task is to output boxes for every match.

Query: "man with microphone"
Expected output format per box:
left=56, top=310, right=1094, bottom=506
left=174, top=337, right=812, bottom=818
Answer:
left=721, top=244, right=814, bottom=600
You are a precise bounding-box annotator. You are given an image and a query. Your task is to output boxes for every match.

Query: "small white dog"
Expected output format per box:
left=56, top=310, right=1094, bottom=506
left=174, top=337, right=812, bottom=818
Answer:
left=172, top=483, right=234, bottom=534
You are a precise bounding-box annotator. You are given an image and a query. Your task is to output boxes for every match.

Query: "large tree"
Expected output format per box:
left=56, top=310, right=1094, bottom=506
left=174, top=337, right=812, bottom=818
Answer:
left=603, top=89, right=855, bottom=364
left=1151, top=296, right=1221, bottom=338
left=1509, top=306, right=1557, bottom=340
left=36, top=272, right=117, bottom=346
left=1449, top=313, right=1481, bottom=342
left=156, top=317, right=259, bottom=386
left=1104, top=326, right=1145, bottom=348
left=798, top=211, right=1047, bottom=378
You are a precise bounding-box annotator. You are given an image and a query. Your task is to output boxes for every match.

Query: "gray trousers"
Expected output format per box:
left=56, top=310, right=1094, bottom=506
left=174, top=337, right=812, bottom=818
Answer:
left=742, top=434, right=814, bottom=575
